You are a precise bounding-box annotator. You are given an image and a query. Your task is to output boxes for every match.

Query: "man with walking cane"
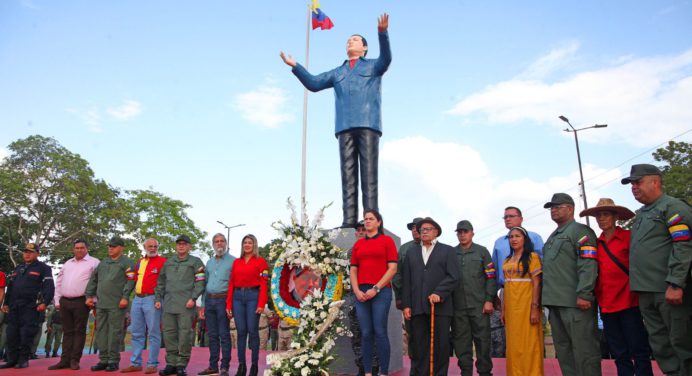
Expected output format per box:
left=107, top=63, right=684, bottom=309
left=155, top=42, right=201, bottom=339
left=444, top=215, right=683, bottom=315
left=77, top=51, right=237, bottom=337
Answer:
left=401, top=217, right=459, bottom=376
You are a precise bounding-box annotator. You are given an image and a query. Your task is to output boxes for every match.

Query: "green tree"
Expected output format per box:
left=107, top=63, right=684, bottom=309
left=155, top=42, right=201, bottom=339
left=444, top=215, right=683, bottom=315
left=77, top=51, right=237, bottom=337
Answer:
left=653, top=141, right=691, bottom=203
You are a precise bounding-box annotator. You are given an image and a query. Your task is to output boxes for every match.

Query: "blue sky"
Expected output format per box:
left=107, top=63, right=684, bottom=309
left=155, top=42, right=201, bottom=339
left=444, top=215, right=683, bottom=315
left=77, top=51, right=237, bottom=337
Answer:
left=1, top=0, right=691, bottom=257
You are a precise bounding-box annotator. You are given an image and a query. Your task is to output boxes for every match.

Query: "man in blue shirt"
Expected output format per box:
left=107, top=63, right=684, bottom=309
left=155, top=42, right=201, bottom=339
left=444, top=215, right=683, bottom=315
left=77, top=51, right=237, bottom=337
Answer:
left=492, top=206, right=544, bottom=287
left=197, top=234, right=236, bottom=376
left=281, top=13, right=391, bottom=227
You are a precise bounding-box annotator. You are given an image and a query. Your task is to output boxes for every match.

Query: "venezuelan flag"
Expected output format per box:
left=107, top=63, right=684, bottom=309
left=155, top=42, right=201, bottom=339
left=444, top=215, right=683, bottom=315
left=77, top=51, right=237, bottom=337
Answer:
left=311, top=0, right=334, bottom=30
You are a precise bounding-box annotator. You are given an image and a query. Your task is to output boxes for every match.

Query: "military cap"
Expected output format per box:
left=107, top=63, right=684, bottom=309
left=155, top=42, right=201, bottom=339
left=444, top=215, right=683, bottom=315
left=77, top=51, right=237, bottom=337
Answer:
left=455, top=220, right=474, bottom=232
left=620, top=164, right=662, bottom=184
left=23, top=242, right=39, bottom=253
left=108, top=236, right=125, bottom=247
left=176, top=235, right=192, bottom=244
left=544, top=193, right=575, bottom=208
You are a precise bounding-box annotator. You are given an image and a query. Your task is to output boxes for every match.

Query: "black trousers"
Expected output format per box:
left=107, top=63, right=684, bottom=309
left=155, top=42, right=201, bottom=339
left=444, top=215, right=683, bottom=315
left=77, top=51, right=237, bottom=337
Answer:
left=5, top=304, right=40, bottom=363
left=59, top=296, right=91, bottom=363
left=338, top=128, right=379, bottom=226
left=411, top=314, right=451, bottom=376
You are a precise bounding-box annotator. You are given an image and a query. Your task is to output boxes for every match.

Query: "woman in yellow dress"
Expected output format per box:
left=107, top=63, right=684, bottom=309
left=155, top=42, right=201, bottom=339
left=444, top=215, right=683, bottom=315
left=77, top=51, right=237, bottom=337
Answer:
left=502, top=226, right=544, bottom=375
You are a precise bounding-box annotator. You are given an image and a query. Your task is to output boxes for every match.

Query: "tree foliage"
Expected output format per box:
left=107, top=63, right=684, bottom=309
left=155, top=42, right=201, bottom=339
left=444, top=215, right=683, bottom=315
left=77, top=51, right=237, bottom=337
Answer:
left=653, top=141, right=691, bottom=203
left=0, top=135, right=208, bottom=265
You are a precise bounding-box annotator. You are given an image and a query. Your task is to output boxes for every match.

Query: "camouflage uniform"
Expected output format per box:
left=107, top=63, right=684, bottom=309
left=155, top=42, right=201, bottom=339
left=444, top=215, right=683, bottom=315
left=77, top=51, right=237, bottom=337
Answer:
left=258, top=308, right=271, bottom=350
left=277, top=320, right=294, bottom=351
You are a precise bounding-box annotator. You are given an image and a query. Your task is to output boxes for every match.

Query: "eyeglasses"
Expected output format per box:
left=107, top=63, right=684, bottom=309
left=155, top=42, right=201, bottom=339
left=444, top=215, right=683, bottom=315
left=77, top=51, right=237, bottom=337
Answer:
left=502, top=215, right=520, bottom=220
left=420, top=227, right=436, bottom=233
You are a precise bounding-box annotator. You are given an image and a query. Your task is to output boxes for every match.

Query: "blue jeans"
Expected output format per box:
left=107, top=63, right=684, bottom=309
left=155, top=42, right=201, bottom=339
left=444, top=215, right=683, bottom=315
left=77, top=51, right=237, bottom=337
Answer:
left=129, top=295, right=162, bottom=367
left=205, top=296, right=232, bottom=370
left=355, top=284, right=391, bottom=374
left=233, top=287, right=260, bottom=365
left=602, top=307, right=653, bottom=376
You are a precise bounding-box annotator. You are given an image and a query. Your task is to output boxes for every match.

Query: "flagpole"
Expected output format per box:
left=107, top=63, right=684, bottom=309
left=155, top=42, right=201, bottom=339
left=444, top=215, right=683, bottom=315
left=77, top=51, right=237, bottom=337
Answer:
left=300, top=3, right=310, bottom=225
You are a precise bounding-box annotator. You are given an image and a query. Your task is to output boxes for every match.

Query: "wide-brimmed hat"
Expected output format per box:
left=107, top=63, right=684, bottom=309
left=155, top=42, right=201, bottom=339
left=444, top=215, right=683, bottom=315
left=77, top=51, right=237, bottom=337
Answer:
left=621, top=164, right=662, bottom=184
left=406, top=217, right=423, bottom=230
left=579, top=198, right=635, bottom=220
left=416, top=217, right=442, bottom=236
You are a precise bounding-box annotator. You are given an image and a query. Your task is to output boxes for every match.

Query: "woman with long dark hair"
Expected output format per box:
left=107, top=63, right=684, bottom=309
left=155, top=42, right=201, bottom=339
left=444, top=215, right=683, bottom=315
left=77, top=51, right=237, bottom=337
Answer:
left=501, top=226, right=544, bottom=375
left=350, top=209, right=397, bottom=376
left=226, top=234, right=268, bottom=376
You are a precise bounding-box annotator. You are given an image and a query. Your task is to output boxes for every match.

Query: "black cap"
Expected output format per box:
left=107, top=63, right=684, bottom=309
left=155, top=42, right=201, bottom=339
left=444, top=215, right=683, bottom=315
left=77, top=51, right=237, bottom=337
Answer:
left=455, top=220, right=473, bottom=232
left=406, top=217, right=424, bottom=230
left=108, top=236, right=125, bottom=247
left=355, top=220, right=365, bottom=229
left=621, top=164, right=662, bottom=184
left=544, top=193, right=575, bottom=208
left=176, top=235, right=192, bottom=244
left=23, top=242, right=39, bottom=253
left=416, top=217, right=442, bottom=237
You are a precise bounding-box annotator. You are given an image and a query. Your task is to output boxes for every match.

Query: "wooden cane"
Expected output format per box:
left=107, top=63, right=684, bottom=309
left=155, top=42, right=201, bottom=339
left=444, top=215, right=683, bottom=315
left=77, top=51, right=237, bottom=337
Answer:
left=430, top=301, right=435, bottom=376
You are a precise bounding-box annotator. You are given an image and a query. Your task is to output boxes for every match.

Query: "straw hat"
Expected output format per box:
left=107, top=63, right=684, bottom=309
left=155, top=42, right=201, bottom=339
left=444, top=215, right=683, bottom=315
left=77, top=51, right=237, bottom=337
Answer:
left=579, top=198, right=635, bottom=220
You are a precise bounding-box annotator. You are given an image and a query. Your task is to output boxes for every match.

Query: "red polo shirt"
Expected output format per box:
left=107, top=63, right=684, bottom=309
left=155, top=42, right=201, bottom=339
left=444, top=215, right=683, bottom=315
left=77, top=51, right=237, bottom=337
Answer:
left=595, top=227, right=638, bottom=313
left=226, top=255, right=269, bottom=311
left=134, top=255, right=167, bottom=295
left=350, top=234, right=397, bottom=286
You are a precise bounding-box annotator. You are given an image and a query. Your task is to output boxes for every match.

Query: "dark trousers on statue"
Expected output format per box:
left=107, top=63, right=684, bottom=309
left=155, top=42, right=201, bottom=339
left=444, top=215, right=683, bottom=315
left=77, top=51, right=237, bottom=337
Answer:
left=338, top=128, right=379, bottom=226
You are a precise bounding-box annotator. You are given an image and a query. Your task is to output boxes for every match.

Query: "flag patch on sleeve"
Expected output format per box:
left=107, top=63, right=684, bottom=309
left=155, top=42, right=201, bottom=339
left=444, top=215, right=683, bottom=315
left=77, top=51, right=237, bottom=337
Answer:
left=669, top=224, right=691, bottom=242
left=260, top=269, right=270, bottom=280
left=580, top=246, right=598, bottom=259
left=484, top=262, right=496, bottom=279
left=125, top=267, right=136, bottom=280
left=577, top=235, right=590, bottom=246
left=195, top=272, right=206, bottom=282
left=667, top=214, right=682, bottom=226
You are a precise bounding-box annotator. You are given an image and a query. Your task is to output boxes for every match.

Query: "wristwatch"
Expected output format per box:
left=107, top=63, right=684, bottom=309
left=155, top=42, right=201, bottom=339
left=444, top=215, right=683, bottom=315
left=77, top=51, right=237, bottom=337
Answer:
left=372, top=285, right=381, bottom=294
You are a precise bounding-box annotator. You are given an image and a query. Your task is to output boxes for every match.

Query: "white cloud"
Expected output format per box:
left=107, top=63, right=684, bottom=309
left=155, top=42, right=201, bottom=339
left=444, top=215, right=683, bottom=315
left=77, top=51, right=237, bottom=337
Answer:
left=233, top=85, right=293, bottom=128
left=448, top=47, right=692, bottom=147
left=0, top=147, right=8, bottom=161
left=107, top=100, right=142, bottom=120
left=67, top=107, right=102, bottom=132
left=380, top=136, right=629, bottom=245
left=519, top=41, right=580, bottom=80
left=20, top=0, right=40, bottom=10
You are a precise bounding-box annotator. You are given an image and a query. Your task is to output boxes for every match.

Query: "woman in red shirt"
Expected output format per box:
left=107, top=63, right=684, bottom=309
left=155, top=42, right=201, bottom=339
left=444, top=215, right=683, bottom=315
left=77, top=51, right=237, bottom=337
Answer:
left=580, top=198, right=653, bottom=376
left=225, top=234, right=268, bottom=376
left=350, top=209, right=397, bottom=376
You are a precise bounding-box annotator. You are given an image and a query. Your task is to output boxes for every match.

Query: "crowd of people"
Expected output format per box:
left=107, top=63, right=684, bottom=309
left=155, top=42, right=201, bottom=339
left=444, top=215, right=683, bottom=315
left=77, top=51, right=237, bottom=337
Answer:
left=0, top=163, right=690, bottom=376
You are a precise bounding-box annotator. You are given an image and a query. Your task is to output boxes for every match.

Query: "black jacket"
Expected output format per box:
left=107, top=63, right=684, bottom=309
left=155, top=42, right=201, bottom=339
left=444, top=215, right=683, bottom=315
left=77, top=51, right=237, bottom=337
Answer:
left=401, top=241, right=459, bottom=317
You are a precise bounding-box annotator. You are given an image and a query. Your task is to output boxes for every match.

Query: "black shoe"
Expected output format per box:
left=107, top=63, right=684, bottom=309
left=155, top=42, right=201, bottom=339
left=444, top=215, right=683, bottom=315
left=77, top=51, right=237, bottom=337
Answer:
left=176, top=367, right=187, bottom=376
left=106, top=363, right=119, bottom=372
left=52, top=352, right=58, bottom=358
left=0, top=362, right=17, bottom=369
left=159, top=365, right=177, bottom=376
left=48, top=361, right=71, bottom=370
left=234, top=364, right=246, bottom=376
left=30, top=353, right=38, bottom=360
left=248, top=364, right=257, bottom=376
left=197, top=368, right=219, bottom=376
left=15, top=361, right=29, bottom=369
left=92, top=363, right=109, bottom=371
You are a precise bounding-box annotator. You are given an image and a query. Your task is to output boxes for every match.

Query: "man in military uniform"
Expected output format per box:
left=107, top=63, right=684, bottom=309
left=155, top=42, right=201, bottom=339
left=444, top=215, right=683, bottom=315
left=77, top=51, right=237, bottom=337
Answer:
left=0, top=242, right=54, bottom=369
left=622, top=164, right=692, bottom=375
left=542, top=193, right=601, bottom=376
left=391, top=217, right=421, bottom=376
left=451, top=220, right=497, bottom=376
left=85, top=236, right=136, bottom=372
left=155, top=235, right=206, bottom=376
left=44, top=304, right=63, bottom=358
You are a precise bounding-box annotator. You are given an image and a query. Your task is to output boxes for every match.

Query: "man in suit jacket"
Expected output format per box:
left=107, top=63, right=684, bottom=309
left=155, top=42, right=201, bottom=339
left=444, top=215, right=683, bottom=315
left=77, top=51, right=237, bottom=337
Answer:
left=402, top=217, right=460, bottom=376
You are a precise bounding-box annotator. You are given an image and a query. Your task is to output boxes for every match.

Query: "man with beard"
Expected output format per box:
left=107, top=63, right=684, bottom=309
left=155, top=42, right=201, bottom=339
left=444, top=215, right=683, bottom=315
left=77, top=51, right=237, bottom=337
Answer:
left=197, top=234, right=235, bottom=376
left=121, top=238, right=167, bottom=374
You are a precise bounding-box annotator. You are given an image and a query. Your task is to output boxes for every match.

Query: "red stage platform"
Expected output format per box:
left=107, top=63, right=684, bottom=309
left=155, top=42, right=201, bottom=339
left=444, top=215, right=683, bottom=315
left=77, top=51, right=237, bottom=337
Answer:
left=0, top=347, right=664, bottom=375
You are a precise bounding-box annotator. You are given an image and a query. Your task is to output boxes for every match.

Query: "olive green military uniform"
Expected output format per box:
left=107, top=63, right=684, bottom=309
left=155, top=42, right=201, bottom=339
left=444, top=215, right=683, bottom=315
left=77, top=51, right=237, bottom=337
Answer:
left=542, top=220, right=601, bottom=376
left=452, top=243, right=497, bottom=376
left=85, top=255, right=135, bottom=365
left=155, top=254, right=205, bottom=369
left=45, top=305, right=63, bottom=357
left=630, top=193, right=692, bottom=375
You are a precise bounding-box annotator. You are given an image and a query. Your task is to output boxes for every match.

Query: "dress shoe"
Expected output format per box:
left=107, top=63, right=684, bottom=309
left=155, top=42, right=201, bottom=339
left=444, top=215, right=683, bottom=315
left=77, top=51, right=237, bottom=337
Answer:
left=92, top=363, right=109, bottom=371
left=52, top=352, right=58, bottom=358
left=176, top=367, right=187, bottom=376
left=106, top=363, right=119, bottom=372
left=144, top=366, right=158, bottom=374
left=121, top=365, right=143, bottom=373
left=248, top=364, right=257, bottom=376
left=197, top=368, right=219, bottom=375
left=48, top=361, right=71, bottom=370
left=30, top=353, right=39, bottom=360
left=159, top=365, right=177, bottom=376
left=234, top=363, right=246, bottom=376
left=70, top=360, right=81, bottom=370
left=0, top=362, right=18, bottom=369
left=15, top=361, right=29, bottom=369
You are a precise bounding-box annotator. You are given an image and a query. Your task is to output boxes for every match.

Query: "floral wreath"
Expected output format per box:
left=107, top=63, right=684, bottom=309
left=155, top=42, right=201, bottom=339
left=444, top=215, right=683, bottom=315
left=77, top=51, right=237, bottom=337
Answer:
left=266, top=199, right=350, bottom=376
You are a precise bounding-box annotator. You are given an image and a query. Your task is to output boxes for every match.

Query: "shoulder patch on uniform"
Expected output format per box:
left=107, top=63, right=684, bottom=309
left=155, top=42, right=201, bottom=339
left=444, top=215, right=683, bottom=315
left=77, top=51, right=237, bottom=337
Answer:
left=484, top=262, right=496, bottom=279
left=197, top=266, right=205, bottom=273
left=194, top=271, right=205, bottom=282
left=260, top=269, right=269, bottom=280
left=667, top=213, right=682, bottom=226
left=577, top=235, right=590, bottom=246
left=579, top=245, right=598, bottom=259
left=669, top=223, right=690, bottom=242
left=125, top=266, right=136, bottom=280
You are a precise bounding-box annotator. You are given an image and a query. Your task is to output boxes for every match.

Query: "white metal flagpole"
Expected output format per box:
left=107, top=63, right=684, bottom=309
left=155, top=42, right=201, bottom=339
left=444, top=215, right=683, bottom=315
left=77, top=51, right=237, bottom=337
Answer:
left=300, top=3, right=311, bottom=225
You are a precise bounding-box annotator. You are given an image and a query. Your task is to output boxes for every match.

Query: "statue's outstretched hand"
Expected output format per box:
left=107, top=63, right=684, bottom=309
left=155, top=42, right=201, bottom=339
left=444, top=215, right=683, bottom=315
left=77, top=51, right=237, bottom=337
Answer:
left=377, top=13, right=389, bottom=32
left=280, top=51, right=296, bottom=67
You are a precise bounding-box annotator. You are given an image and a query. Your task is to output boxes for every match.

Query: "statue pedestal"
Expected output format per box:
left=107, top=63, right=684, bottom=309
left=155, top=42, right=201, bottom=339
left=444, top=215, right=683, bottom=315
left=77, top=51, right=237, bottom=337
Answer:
left=328, top=228, right=403, bottom=375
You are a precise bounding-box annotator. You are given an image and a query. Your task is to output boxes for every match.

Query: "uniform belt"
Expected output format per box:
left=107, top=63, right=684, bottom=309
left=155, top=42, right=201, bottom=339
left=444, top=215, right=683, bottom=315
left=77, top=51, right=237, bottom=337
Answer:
left=234, top=287, right=259, bottom=291
left=207, top=293, right=227, bottom=299
left=136, top=293, right=154, bottom=298
left=61, top=296, right=85, bottom=301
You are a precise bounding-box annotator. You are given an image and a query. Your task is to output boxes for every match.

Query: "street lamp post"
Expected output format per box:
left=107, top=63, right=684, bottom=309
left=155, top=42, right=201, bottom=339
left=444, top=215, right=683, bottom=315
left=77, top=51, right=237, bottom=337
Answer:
left=558, top=115, right=608, bottom=227
left=216, top=221, right=246, bottom=251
